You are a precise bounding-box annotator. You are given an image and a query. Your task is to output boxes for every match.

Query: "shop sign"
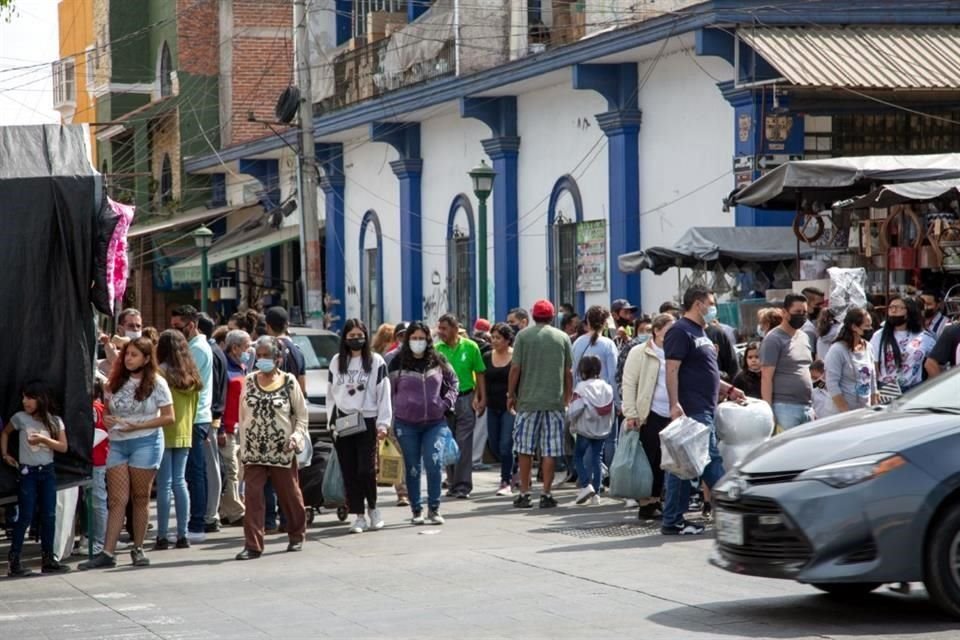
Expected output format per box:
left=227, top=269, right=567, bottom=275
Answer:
left=576, top=220, right=606, bottom=292
left=765, top=114, right=794, bottom=151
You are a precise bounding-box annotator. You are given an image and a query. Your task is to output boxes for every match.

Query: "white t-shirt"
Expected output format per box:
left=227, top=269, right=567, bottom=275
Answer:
left=105, top=375, right=173, bottom=442
left=650, top=343, right=670, bottom=417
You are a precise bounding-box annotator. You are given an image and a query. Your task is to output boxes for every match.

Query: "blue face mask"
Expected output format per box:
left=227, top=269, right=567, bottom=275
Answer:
left=255, top=358, right=276, bottom=373
left=704, top=305, right=718, bottom=324
left=240, top=351, right=253, bottom=366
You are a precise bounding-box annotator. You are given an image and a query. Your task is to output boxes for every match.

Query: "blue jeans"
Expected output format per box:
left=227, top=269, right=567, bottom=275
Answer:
left=485, top=408, right=515, bottom=484
left=264, top=481, right=287, bottom=530
left=91, top=466, right=107, bottom=554
left=662, top=412, right=725, bottom=528
left=187, top=423, right=210, bottom=533
left=602, top=417, right=621, bottom=468
left=156, top=447, right=190, bottom=539
left=11, top=464, right=57, bottom=556
left=772, top=402, right=816, bottom=431
left=394, top=420, right=445, bottom=515
left=574, top=435, right=605, bottom=490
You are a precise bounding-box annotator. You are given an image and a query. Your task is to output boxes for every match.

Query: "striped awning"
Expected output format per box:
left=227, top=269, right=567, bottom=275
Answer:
left=738, top=26, right=960, bottom=90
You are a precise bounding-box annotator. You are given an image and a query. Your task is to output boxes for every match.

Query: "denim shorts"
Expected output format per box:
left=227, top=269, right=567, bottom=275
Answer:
left=107, top=430, right=164, bottom=470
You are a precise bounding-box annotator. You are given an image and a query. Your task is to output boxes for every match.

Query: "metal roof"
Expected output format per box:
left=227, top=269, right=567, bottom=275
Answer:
left=738, top=26, right=960, bottom=89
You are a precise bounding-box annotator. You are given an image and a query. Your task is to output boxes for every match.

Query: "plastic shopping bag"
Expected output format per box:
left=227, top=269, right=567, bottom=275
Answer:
left=297, top=434, right=314, bottom=468
left=322, top=447, right=346, bottom=506
left=715, top=399, right=774, bottom=470
left=377, top=438, right=404, bottom=485
left=441, top=427, right=460, bottom=467
left=659, top=416, right=711, bottom=480
left=608, top=430, right=653, bottom=499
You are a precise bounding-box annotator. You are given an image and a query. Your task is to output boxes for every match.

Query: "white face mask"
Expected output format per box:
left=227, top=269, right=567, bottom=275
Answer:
left=125, top=330, right=142, bottom=340
left=409, top=339, right=427, bottom=355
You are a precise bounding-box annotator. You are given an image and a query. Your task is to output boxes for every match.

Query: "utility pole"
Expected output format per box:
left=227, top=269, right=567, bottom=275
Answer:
left=294, top=0, right=323, bottom=327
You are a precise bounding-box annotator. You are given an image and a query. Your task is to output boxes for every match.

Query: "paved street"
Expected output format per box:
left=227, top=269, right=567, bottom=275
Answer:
left=1, top=471, right=956, bottom=640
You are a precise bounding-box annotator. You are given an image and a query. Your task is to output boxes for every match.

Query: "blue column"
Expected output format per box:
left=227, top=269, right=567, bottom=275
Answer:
left=460, top=97, right=520, bottom=319
left=370, top=122, right=423, bottom=321
left=317, top=143, right=345, bottom=330
left=572, top=63, right=642, bottom=304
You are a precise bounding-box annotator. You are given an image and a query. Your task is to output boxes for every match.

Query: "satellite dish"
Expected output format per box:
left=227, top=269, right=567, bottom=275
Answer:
left=275, top=86, right=301, bottom=124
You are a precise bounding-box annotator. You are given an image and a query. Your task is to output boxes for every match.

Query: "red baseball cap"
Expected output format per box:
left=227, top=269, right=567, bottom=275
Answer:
left=473, top=318, right=491, bottom=332
left=531, top=299, right=555, bottom=321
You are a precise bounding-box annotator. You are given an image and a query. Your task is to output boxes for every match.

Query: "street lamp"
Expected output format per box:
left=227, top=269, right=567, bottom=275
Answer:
left=192, top=225, right=214, bottom=314
left=468, top=160, right=496, bottom=320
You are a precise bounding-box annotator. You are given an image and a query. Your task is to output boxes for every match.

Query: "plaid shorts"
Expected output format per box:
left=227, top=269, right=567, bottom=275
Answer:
left=513, top=411, right=565, bottom=458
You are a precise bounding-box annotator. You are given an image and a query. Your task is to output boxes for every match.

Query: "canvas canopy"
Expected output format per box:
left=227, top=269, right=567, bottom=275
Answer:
left=618, top=226, right=822, bottom=275
left=728, top=153, right=960, bottom=209
left=836, top=178, right=960, bottom=209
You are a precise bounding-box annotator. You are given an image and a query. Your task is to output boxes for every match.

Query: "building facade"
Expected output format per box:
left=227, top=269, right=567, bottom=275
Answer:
left=54, top=0, right=97, bottom=161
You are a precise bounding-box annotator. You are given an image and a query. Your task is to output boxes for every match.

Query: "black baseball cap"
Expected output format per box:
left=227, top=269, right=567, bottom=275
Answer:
left=612, top=299, right=638, bottom=313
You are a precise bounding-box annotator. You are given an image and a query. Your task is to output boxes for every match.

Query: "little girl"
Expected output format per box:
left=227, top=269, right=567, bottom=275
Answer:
left=567, top=355, right=615, bottom=506
left=732, top=342, right=763, bottom=400
left=1, top=382, right=71, bottom=576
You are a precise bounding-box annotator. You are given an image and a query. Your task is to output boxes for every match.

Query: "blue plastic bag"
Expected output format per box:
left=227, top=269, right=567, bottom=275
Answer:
left=322, top=447, right=346, bottom=506
left=609, top=430, right=653, bottom=499
left=441, top=427, right=460, bottom=467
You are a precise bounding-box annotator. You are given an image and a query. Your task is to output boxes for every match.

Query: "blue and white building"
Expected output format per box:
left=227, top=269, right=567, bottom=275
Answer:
left=183, top=0, right=960, bottom=327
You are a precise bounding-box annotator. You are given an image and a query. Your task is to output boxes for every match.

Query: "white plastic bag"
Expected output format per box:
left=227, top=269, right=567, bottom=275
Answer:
left=716, top=399, right=775, bottom=470
left=659, top=416, right=710, bottom=480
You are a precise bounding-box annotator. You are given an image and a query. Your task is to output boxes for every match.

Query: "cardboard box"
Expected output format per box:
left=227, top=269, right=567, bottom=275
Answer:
left=367, top=12, right=406, bottom=39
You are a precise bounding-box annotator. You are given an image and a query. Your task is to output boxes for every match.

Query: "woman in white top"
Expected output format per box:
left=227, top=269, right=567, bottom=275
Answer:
left=328, top=318, right=393, bottom=534
left=870, top=296, right=936, bottom=396
left=621, top=313, right=675, bottom=519
left=80, top=337, right=174, bottom=571
left=824, top=307, right=878, bottom=412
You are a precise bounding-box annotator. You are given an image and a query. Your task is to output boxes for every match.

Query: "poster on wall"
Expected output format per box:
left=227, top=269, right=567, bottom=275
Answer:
left=576, top=220, right=606, bottom=292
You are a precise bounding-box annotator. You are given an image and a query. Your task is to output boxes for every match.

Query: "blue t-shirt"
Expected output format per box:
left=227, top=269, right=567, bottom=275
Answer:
left=663, top=317, right=720, bottom=418
left=190, top=334, right=214, bottom=423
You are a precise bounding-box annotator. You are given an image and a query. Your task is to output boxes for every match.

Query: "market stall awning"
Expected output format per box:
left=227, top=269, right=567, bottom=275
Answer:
left=618, top=226, right=824, bottom=275
left=127, top=201, right=261, bottom=239
left=836, top=178, right=960, bottom=209
left=738, top=26, right=960, bottom=90
left=169, top=221, right=299, bottom=284
left=727, top=153, right=960, bottom=209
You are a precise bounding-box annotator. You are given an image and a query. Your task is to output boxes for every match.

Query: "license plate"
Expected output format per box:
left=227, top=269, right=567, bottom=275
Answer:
left=715, top=510, right=744, bottom=546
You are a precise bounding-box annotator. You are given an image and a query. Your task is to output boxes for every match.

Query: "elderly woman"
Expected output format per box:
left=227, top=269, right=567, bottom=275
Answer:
left=219, top=329, right=251, bottom=526
left=235, top=336, right=309, bottom=560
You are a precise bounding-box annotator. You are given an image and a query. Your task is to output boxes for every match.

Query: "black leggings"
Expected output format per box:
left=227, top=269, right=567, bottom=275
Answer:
left=639, top=411, right=671, bottom=500
left=333, top=415, right=378, bottom=515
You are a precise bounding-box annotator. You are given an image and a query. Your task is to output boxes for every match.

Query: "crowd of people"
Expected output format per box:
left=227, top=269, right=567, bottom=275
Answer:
left=3, top=281, right=960, bottom=575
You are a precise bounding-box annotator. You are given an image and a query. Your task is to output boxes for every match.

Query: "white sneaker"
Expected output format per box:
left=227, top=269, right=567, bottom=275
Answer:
left=411, top=512, right=425, bottom=525
left=576, top=485, right=596, bottom=505
left=368, top=508, right=384, bottom=530
left=427, top=510, right=445, bottom=525
left=186, top=531, right=206, bottom=543
left=590, top=495, right=600, bottom=506
left=495, top=482, right=513, bottom=497
left=624, top=499, right=639, bottom=509
left=349, top=516, right=368, bottom=534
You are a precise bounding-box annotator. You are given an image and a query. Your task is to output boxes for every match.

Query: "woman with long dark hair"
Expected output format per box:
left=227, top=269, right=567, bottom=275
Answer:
left=1, top=383, right=71, bottom=576
left=154, top=330, right=202, bottom=550
left=870, top=296, right=935, bottom=395
left=388, top=321, right=459, bottom=525
left=328, top=318, right=393, bottom=534
left=825, top=307, right=877, bottom=412
left=483, top=322, right=516, bottom=496
left=80, top=337, right=174, bottom=570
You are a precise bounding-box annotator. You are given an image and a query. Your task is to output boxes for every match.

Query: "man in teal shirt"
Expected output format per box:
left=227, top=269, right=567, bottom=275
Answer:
left=435, top=314, right=486, bottom=498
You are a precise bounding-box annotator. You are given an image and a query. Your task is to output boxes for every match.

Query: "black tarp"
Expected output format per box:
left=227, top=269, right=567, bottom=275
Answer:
left=0, top=125, right=104, bottom=500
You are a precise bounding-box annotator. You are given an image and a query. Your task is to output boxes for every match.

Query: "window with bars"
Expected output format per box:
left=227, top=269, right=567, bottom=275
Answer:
left=448, top=234, right=472, bottom=326
left=830, top=111, right=960, bottom=156
left=352, top=0, right=404, bottom=39
left=553, top=222, right=577, bottom=309
left=160, top=154, right=173, bottom=205
left=159, top=42, right=173, bottom=97
left=364, top=247, right=381, bottom=327
left=52, top=58, right=76, bottom=108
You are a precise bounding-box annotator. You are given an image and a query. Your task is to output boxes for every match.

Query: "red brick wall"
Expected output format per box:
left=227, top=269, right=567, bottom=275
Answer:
left=177, top=0, right=219, bottom=76
left=230, top=0, right=293, bottom=144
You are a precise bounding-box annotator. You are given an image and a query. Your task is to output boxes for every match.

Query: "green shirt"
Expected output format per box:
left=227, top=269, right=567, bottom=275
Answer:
left=435, top=337, right=486, bottom=393
left=512, top=323, right=573, bottom=412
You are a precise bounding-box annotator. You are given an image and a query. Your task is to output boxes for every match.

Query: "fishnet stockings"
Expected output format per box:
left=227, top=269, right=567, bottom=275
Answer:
left=104, top=466, right=130, bottom=555
left=129, top=468, right=156, bottom=548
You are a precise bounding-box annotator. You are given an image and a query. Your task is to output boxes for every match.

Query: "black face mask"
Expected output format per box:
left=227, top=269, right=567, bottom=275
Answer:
left=508, top=324, right=521, bottom=335
left=809, top=308, right=822, bottom=322
left=788, top=313, right=807, bottom=330
left=861, top=328, right=875, bottom=341
left=924, top=308, right=938, bottom=319
left=888, top=315, right=907, bottom=327
left=346, top=337, right=366, bottom=351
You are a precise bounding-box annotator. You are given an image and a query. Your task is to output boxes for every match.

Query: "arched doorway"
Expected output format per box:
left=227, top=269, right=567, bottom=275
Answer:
left=359, top=210, right=383, bottom=326
left=547, top=174, right=584, bottom=312
left=447, top=194, right=476, bottom=326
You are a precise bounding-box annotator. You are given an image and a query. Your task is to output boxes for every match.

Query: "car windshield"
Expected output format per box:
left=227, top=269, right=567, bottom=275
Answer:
left=893, top=368, right=960, bottom=412
left=289, top=334, right=339, bottom=370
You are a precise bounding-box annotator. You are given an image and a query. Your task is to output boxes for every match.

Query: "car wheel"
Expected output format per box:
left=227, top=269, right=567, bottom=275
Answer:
left=924, top=504, right=960, bottom=618
left=811, top=583, right=881, bottom=598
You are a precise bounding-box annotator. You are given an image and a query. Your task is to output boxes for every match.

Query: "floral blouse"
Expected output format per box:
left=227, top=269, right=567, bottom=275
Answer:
left=870, top=330, right=936, bottom=391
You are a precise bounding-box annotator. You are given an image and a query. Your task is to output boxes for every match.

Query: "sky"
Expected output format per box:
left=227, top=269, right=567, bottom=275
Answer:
left=0, top=0, right=62, bottom=125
